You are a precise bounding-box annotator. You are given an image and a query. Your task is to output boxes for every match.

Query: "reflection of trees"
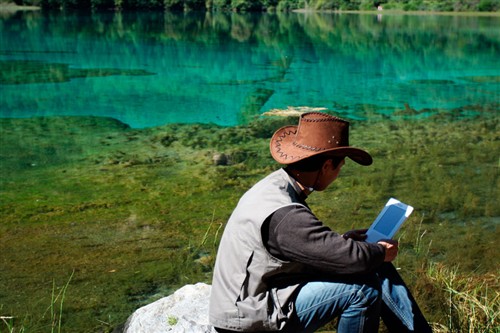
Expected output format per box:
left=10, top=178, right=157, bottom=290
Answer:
left=5, top=11, right=499, bottom=78
left=7, top=11, right=498, bottom=58
left=230, top=13, right=255, bottom=42
left=295, top=13, right=500, bottom=59
left=5, top=11, right=499, bottom=94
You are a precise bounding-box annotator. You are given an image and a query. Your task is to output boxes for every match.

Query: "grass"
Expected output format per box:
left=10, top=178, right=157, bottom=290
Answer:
left=0, top=271, right=74, bottom=333
left=426, top=263, right=499, bottom=333
left=0, top=112, right=498, bottom=332
left=49, top=271, right=74, bottom=333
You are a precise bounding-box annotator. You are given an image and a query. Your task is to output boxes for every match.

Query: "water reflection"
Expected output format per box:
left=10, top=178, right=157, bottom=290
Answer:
left=0, top=11, right=499, bottom=127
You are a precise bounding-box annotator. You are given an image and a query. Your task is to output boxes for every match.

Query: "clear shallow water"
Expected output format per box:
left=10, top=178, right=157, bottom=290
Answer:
left=0, top=11, right=499, bottom=128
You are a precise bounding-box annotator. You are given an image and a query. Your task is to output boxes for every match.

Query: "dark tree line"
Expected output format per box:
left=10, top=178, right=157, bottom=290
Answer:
left=12, top=0, right=500, bottom=14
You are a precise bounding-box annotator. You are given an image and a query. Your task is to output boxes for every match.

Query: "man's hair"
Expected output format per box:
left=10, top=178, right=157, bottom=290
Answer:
left=287, top=154, right=344, bottom=172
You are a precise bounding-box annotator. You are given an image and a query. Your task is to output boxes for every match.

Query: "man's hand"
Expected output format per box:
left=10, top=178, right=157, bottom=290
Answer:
left=342, top=229, right=368, bottom=241
left=377, top=240, right=399, bottom=262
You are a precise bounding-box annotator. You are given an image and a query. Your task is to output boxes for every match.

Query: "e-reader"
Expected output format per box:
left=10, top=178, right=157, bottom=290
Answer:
left=366, top=198, right=413, bottom=243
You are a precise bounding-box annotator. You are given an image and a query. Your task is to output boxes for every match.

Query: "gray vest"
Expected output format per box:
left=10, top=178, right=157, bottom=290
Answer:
left=209, top=169, right=308, bottom=331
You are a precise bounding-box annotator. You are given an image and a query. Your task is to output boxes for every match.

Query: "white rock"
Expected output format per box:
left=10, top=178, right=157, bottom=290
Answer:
left=123, top=283, right=216, bottom=333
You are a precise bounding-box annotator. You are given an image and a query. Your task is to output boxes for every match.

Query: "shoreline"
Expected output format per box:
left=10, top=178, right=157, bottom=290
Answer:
left=0, top=3, right=497, bottom=15
left=0, top=2, right=40, bottom=11
left=294, top=8, right=500, bottom=17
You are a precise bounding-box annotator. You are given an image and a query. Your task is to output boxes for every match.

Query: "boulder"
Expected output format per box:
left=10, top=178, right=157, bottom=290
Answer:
left=122, top=283, right=216, bottom=333
left=212, top=153, right=229, bottom=166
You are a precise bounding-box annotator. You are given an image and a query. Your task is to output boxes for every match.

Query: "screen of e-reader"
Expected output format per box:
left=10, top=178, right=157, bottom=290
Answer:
left=373, top=205, right=406, bottom=235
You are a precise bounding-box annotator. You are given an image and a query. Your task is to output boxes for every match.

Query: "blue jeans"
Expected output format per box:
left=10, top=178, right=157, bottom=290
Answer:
left=290, top=263, right=432, bottom=333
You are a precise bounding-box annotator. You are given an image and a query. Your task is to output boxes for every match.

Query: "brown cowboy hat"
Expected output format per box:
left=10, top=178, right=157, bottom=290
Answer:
left=269, top=112, right=372, bottom=166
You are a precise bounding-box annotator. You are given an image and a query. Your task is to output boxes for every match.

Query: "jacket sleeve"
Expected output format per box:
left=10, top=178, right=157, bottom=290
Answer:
left=265, top=205, right=386, bottom=275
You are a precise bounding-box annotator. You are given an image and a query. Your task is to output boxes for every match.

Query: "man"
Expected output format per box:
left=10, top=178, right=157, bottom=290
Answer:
left=209, top=112, right=431, bottom=333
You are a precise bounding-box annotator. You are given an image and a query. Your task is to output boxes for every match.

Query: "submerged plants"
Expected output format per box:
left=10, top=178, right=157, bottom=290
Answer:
left=0, top=113, right=498, bottom=331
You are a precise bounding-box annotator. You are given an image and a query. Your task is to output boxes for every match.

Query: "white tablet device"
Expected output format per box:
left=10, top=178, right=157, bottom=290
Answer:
left=365, top=198, right=413, bottom=243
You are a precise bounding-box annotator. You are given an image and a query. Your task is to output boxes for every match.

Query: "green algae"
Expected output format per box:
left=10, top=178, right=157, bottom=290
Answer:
left=239, top=88, right=275, bottom=124
left=410, top=79, right=456, bottom=84
left=459, top=75, right=500, bottom=83
left=0, top=60, right=155, bottom=85
left=0, top=113, right=498, bottom=331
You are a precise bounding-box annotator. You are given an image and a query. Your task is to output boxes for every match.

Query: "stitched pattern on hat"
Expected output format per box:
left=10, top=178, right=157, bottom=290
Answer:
left=301, top=113, right=342, bottom=123
left=274, top=128, right=304, bottom=161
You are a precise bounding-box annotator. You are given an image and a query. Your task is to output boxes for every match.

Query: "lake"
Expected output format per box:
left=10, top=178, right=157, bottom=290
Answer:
left=0, top=9, right=499, bottom=333
left=1, top=10, right=499, bottom=127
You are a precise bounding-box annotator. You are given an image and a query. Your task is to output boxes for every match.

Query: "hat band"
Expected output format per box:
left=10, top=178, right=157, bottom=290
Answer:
left=293, top=141, right=332, bottom=152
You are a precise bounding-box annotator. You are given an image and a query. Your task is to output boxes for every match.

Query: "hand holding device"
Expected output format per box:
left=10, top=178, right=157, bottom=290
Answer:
left=342, top=229, right=368, bottom=241
left=378, top=240, right=399, bottom=262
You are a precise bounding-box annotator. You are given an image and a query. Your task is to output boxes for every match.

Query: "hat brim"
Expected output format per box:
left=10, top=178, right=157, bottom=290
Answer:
left=270, top=125, right=373, bottom=166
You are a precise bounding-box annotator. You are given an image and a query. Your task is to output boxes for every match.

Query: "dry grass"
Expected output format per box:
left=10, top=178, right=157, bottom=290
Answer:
left=427, top=263, right=499, bottom=333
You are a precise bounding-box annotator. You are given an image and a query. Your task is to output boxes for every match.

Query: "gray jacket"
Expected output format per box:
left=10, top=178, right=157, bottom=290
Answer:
left=209, top=169, right=307, bottom=331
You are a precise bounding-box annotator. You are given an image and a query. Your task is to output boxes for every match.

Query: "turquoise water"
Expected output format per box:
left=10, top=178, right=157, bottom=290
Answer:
left=0, top=11, right=499, bottom=128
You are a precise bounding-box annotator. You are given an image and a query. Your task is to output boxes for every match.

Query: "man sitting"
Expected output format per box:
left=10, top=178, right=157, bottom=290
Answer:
left=209, top=112, right=431, bottom=333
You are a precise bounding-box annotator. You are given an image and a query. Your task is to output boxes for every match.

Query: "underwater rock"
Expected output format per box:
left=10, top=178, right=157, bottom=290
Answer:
left=239, top=88, right=275, bottom=124
left=212, top=152, right=228, bottom=166
left=122, top=283, right=215, bottom=333
left=393, top=103, right=421, bottom=116
left=458, top=76, right=500, bottom=83
left=410, top=79, right=456, bottom=85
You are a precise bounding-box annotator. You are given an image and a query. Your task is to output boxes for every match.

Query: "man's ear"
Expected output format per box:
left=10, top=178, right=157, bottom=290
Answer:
left=321, top=158, right=332, bottom=171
